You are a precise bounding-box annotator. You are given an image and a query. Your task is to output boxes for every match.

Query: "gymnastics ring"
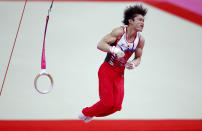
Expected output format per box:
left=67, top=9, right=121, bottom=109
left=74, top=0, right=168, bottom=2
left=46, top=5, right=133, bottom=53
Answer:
left=34, top=69, right=54, bottom=94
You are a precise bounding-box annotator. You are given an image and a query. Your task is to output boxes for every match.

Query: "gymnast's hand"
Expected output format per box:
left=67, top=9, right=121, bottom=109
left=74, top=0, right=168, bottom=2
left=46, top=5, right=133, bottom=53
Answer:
left=126, top=60, right=140, bottom=70
left=110, top=46, right=125, bottom=59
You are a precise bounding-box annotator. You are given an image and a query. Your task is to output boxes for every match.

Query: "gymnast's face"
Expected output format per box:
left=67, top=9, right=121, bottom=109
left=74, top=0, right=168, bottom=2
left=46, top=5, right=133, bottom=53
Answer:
left=129, top=14, right=145, bottom=32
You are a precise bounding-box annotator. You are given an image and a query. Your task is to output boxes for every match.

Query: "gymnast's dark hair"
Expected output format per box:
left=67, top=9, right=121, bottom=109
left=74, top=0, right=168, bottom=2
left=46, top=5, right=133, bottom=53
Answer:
left=122, top=4, right=148, bottom=25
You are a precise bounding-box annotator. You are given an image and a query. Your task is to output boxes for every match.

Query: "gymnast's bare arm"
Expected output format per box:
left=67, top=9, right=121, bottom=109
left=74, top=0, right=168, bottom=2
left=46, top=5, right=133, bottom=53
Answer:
left=133, top=34, right=145, bottom=67
left=97, top=26, right=124, bottom=53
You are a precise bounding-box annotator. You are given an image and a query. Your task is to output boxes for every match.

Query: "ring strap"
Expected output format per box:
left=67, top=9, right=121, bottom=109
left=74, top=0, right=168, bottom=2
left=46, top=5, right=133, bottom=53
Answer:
left=41, top=15, right=49, bottom=69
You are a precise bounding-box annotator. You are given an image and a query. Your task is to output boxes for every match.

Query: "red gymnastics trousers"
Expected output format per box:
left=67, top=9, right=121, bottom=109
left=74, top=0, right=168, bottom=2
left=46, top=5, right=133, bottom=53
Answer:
left=82, top=62, right=124, bottom=117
